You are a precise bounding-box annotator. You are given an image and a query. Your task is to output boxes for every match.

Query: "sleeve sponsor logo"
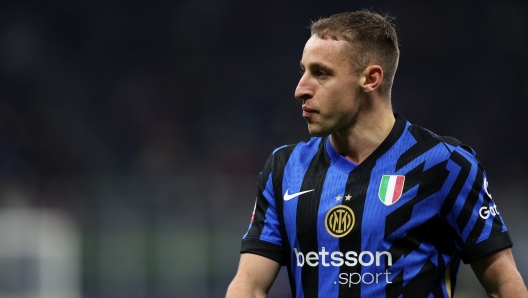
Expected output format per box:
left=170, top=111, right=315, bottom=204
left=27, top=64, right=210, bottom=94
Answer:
left=484, top=177, right=492, bottom=198
left=479, top=204, right=500, bottom=220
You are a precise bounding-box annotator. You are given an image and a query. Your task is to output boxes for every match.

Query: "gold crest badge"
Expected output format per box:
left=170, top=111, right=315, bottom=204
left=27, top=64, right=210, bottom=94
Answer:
left=325, top=205, right=355, bottom=238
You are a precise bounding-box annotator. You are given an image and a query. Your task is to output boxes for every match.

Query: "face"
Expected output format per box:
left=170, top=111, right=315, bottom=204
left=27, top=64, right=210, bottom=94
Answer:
left=295, top=35, right=364, bottom=136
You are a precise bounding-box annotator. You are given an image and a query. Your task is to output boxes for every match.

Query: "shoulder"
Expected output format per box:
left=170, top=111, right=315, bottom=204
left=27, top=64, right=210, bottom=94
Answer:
left=406, top=122, right=477, bottom=159
left=269, top=137, right=323, bottom=158
left=261, top=137, right=324, bottom=171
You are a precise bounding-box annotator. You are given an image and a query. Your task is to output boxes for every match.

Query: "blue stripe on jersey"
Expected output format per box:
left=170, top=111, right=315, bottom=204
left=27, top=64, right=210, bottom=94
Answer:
left=402, top=241, right=436, bottom=287
left=442, top=157, right=462, bottom=199
left=443, top=158, right=463, bottom=192
left=282, top=138, right=321, bottom=298
left=443, top=158, right=464, bottom=250
left=460, top=188, right=484, bottom=242
left=359, top=126, right=418, bottom=296
left=394, top=143, right=448, bottom=175
left=360, top=127, right=454, bottom=296
left=493, top=207, right=508, bottom=233
left=360, top=123, right=414, bottom=297
left=477, top=198, right=494, bottom=243
left=477, top=174, right=507, bottom=242
left=325, top=138, right=357, bottom=172
left=316, top=164, right=349, bottom=297
left=387, top=197, right=434, bottom=288
left=273, top=144, right=288, bottom=154
left=449, top=159, right=478, bottom=241
left=481, top=169, right=508, bottom=235
left=380, top=184, right=415, bottom=244
left=259, top=172, right=282, bottom=245
left=360, top=125, right=416, bottom=247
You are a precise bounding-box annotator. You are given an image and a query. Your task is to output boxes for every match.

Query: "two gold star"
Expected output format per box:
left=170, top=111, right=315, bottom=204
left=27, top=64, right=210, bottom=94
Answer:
left=335, top=194, right=352, bottom=201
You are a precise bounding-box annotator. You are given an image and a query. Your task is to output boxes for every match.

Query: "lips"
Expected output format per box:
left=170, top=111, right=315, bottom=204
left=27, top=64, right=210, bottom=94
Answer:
left=302, top=106, right=317, bottom=117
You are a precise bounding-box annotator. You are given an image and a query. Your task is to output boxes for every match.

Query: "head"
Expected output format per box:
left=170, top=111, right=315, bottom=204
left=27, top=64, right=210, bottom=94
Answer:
left=310, top=10, right=399, bottom=97
left=295, top=10, right=399, bottom=136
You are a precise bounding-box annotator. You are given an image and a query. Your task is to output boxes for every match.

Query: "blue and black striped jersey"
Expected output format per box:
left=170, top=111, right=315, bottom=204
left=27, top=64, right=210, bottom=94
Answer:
left=241, top=114, right=512, bottom=298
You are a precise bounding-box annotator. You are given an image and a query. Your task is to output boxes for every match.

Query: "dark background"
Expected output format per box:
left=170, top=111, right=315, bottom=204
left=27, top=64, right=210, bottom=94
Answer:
left=0, top=1, right=527, bottom=297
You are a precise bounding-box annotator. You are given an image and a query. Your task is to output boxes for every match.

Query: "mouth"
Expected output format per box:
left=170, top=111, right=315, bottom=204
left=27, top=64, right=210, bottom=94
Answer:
left=302, top=106, right=317, bottom=118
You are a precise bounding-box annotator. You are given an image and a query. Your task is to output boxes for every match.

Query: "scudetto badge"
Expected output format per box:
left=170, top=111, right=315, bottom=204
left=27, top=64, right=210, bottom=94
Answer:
left=325, top=205, right=355, bottom=238
left=378, top=175, right=405, bottom=206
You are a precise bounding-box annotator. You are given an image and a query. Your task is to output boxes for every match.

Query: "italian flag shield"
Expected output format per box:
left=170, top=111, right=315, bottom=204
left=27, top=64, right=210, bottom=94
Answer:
left=378, top=175, right=405, bottom=206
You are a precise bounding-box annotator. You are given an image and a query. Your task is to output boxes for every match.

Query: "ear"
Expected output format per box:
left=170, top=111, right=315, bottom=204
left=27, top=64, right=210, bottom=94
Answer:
left=360, top=64, right=383, bottom=93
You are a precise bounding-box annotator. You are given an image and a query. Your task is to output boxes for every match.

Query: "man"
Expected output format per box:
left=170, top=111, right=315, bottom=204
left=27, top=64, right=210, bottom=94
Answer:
left=226, top=10, right=527, bottom=298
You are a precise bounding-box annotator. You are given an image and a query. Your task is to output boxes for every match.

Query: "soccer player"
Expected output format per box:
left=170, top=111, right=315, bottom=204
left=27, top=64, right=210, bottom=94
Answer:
left=226, top=10, right=528, bottom=298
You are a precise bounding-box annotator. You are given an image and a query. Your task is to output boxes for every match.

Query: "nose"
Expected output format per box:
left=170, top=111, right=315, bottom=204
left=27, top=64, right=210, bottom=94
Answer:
left=295, top=72, right=314, bottom=101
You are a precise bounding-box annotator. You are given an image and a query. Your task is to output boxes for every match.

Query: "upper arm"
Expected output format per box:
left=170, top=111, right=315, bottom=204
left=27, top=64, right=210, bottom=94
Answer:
left=441, top=148, right=512, bottom=263
left=470, top=248, right=528, bottom=297
left=226, top=253, right=281, bottom=298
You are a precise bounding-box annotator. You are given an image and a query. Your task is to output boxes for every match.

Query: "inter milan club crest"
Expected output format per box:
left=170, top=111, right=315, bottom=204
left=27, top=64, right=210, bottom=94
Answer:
left=378, top=175, right=405, bottom=206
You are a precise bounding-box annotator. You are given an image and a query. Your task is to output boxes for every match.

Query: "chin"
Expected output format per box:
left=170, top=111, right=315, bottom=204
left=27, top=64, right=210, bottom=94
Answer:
left=307, top=125, right=330, bottom=137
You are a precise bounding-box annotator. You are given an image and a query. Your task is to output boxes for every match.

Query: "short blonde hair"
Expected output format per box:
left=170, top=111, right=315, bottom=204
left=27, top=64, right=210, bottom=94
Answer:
left=310, top=10, right=400, bottom=97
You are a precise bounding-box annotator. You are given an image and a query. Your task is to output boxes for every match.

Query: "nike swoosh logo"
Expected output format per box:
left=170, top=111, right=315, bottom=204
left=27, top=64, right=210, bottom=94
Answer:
left=284, top=189, right=315, bottom=201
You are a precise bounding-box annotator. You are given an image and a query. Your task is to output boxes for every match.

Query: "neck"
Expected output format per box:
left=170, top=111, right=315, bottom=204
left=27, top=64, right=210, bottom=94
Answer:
left=329, top=105, right=395, bottom=165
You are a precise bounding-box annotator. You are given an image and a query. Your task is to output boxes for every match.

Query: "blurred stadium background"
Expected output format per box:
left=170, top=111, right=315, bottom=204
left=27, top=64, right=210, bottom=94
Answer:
left=0, top=0, right=527, bottom=297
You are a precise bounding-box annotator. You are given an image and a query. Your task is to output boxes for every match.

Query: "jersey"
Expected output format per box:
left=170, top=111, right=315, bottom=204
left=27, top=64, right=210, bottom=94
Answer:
left=240, top=114, right=512, bottom=298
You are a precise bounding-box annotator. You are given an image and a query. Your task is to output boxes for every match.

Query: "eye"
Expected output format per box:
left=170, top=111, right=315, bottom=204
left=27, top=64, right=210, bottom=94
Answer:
left=300, top=69, right=305, bottom=75
left=315, top=70, right=329, bottom=77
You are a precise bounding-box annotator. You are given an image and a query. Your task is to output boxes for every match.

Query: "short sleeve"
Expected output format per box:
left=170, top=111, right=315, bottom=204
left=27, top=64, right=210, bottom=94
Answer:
left=240, top=154, right=284, bottom=264
left=441, top=147, right=512, bottom=264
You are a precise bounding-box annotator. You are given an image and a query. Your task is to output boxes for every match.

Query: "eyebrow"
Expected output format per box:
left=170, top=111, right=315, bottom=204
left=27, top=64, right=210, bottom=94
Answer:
left=300, top=61, right=333, bottom=73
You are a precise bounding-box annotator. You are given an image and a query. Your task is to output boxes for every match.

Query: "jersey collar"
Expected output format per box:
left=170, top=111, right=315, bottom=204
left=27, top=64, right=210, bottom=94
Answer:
left=325, top=114, right=408, bottom=173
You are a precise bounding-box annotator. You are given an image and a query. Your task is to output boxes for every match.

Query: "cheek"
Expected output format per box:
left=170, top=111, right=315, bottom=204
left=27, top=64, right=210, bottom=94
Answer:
left=328, top=89, right=356, bottom=111
left=318, top=80, right=358, bottom=113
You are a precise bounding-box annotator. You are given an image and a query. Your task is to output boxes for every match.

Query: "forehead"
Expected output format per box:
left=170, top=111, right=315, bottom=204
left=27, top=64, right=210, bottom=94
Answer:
left=301, top=35, right=351, bottom=67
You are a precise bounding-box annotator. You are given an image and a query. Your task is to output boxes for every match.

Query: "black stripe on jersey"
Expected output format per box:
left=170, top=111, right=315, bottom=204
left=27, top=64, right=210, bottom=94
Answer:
left=455, top=162, right=483, bottom=233
left=413, top=261, right=439, bottom=297
left=387, top=259, right=437, bottom=298
left=440, top=151, right=472, bottom=217
left=338, top=168, right=373, bottom=298
left=245, top=149, right=279, bottom=241
left=388, top=217, right=440, bottom=260
left=448, top=255, right=460, bottom=296
left=355, top=114, right=407, bottom=172
left=396, top=125, right=440, bottom=171
left=432, top=249, right=447, bottom=298
left=385, top=160, right=449, bottom=238
left=457, top=170, right=486, bottom=248
left=242, top=148, right=291, bottom=263
left=439, top=151, right=472, bottom=249
left=241, top=239, right=283, bottom=262
left=387, top=270, right=404, bottom=298
left=489, top=179, right=508, bottom=237
left=490, top=212, right=506, bottom=236
left=460, top=232, right=512, bottom=263
left=387, top=217, right=452, bottom=297
left=246, top=180, right=271, bottom=239
left=296, top=139, right=330, bottom=298
left=270, top=144, right=298, bottom=294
